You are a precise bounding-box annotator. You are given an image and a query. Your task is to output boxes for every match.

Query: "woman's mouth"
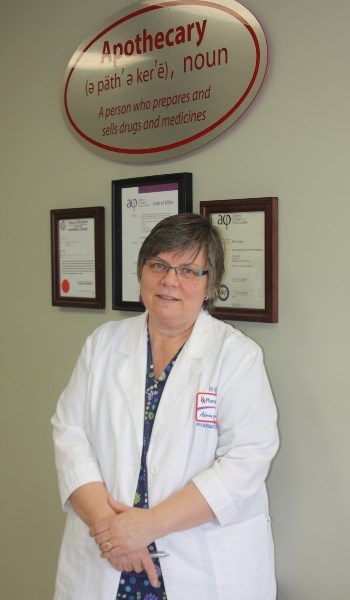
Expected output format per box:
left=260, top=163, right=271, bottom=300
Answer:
left=157, top=294, right=179, bottom=301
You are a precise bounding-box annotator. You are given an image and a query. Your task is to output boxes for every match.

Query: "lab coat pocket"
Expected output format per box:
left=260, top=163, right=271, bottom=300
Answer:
left=205, top=513, right=276, bottom=600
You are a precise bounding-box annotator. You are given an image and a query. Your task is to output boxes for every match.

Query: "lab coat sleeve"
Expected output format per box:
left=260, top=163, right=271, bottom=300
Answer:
left=192, top=338, right=279, bottom=526
left=51, top=333, right=104, bottom=511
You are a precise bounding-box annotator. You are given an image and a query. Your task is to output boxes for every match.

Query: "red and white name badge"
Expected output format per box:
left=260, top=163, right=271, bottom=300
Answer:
left=195, top=392, right=217, bottom=427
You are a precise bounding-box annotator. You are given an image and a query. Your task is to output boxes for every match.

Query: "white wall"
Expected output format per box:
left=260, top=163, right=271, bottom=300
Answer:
left=1, top=1, right=349, bottom=598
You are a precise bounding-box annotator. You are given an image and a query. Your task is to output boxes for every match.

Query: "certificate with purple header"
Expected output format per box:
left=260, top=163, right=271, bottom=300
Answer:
left=121, top=182, right=179, bottom=302
left=112, top=173, right=193, bottom=311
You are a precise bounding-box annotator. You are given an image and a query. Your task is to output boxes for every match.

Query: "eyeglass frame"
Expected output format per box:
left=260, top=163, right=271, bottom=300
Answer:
left=145, top=259, right=209, bottom=280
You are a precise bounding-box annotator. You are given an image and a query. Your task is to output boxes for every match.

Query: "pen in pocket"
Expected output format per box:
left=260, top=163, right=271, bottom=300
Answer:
left=149, top=551, right=170, bottom=559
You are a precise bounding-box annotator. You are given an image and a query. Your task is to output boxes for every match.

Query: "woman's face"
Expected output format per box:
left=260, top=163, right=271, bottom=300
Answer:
left=140, top=247, right=209, bottom=332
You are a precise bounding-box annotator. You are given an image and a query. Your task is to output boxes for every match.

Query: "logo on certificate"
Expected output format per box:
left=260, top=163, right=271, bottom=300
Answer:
left=218, top=284, right=229, bottom=301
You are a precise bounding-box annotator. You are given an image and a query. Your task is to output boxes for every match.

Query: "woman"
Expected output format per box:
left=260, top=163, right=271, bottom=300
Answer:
left=52, top=213, right=279, bottom=600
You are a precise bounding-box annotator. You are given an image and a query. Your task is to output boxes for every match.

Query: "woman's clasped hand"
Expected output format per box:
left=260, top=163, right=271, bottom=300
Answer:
left=90, top=498, right=159, bottom=585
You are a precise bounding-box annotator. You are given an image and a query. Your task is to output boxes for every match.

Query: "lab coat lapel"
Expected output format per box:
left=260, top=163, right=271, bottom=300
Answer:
left=151, top=311, right=212, bottom=438
left=112, top=313, right=148, bottom=454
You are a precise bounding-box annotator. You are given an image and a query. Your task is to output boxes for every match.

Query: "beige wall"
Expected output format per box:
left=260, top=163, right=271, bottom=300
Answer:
left=1, top=1, right=349, bottom=598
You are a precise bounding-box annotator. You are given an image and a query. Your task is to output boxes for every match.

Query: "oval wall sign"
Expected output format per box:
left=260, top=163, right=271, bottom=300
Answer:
left=63, top=0, right=267, bottom=163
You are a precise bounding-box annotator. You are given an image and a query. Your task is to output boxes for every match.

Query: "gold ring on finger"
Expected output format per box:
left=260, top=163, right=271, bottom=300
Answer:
left=104, top=541, right=113, bottom=552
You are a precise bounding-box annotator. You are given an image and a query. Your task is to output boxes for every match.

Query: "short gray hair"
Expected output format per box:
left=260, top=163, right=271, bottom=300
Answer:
left=137, top=213, right=225, bottom=312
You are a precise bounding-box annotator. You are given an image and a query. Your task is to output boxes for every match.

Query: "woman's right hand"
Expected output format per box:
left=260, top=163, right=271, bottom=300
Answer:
left=107, top=547, right=159, bottom=588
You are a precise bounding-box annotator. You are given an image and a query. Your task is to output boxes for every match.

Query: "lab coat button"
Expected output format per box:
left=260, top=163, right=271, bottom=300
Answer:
left=150, top=465, right=158, bottom=474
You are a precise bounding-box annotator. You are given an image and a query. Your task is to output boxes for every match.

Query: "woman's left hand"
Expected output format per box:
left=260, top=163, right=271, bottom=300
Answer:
left=90, top=497, right=156, bottom=556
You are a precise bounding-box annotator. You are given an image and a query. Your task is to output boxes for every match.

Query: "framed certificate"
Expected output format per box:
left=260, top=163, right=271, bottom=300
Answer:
left=50, top=206, right=105, bottom=309
left=112, top=173, right=192, bottom=311
left=200, top=197, right=278, bottom=322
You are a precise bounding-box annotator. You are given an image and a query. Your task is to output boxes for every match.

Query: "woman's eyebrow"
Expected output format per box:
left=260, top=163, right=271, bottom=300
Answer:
left=153, top=255, right=201, bottom=267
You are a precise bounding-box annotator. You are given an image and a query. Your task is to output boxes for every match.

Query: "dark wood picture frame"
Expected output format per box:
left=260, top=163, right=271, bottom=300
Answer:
left=112, top=172, right=193, bottom=311
left=51, top=206, right=105, bottom=309
left=200, top=197, right=278, bottom=322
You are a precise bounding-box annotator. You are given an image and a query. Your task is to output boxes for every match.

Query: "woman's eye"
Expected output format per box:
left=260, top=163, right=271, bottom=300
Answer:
left=153, top=262, right=166, bottom=270
left=181, top=267, right=195, bottom=277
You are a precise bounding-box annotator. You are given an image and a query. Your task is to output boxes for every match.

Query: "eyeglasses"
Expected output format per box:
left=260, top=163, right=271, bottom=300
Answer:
left=146, top=260, right=209, bottom=281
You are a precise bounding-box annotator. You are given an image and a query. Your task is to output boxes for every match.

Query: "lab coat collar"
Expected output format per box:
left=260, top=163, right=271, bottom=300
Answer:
left=110, top=310, right=215, bottom=448
left=112, top=310, right=215, bottom=359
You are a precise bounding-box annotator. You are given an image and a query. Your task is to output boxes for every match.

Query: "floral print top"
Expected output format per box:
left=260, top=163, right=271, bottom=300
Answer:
left=116, top=335, right=182, bottom=600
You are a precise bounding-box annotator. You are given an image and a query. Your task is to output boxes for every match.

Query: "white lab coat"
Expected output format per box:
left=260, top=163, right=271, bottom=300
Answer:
left=52, top=310, right=279, bottom=600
